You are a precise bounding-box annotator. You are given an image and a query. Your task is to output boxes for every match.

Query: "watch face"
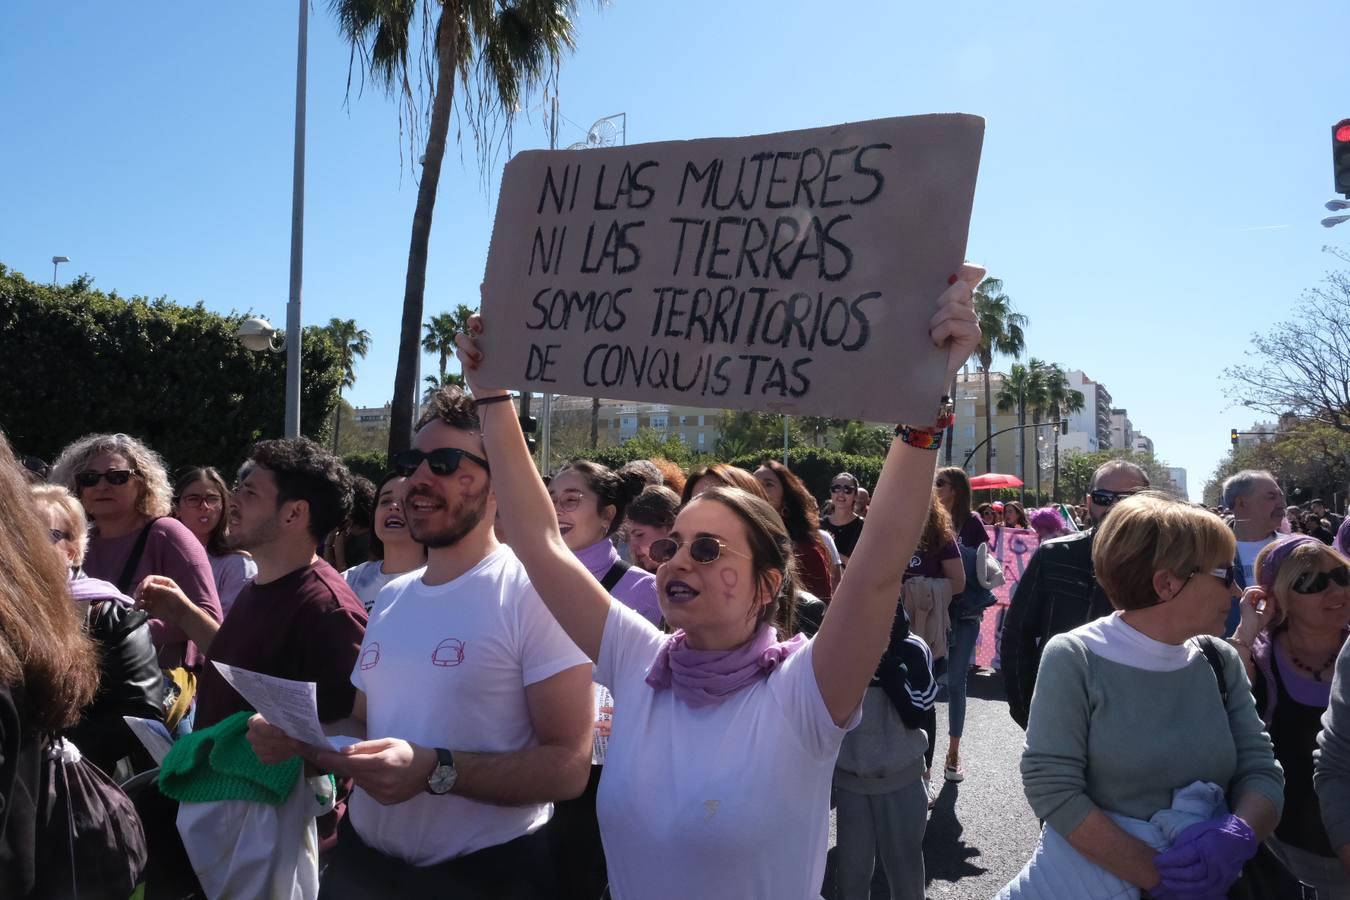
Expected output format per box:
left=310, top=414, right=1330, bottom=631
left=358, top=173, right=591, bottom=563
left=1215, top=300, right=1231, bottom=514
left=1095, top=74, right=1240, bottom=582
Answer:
left=428, top=763, right=457, bottom=795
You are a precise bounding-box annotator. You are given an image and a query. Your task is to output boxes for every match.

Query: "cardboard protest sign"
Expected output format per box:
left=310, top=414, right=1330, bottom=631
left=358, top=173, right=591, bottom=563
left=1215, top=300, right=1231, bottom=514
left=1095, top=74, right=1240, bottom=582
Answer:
left=479, top=114, right=983, bottom=423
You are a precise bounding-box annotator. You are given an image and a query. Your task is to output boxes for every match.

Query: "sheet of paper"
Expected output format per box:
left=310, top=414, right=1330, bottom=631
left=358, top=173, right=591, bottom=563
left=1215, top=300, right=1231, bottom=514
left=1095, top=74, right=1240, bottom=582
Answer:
left=212, top=661, right=347, bottom=749
left=123, top=715, right=175, bottom=764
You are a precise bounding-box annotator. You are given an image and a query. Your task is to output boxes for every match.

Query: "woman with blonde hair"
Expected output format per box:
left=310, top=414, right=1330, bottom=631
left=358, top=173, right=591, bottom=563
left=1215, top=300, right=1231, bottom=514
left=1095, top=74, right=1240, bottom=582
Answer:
left=0, top=433, right=103, bottom=897
left=1232, top=537, right=1350, bottom=897
left=30, top=483, right=165, bottom=774
left=1008, top=492, right=1282, bottom=898
left=51, top=433, right=221, bottom=676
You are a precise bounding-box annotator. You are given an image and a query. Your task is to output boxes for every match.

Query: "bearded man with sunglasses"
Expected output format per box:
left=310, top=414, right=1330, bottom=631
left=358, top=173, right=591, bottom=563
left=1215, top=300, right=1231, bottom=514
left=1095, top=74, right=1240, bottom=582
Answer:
left=1001, top=459, right=1149, bottom=728
left=250, top=386, right=593, bottom=898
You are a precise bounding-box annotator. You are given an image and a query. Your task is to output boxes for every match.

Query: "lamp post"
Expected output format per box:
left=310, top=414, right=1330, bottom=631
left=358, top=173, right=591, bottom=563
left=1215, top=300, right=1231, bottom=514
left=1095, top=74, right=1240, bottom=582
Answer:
left=51, top=256, right=69, bottom=285
left=282, top=0, right=308, bottom=440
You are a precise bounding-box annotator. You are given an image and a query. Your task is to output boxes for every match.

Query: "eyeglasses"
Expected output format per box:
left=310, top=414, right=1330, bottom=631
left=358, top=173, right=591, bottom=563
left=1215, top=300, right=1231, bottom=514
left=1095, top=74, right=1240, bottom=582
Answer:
left=49, top=528, right=72, bottom=544
left=1090, top=488, right=1140, bottom=507
left=830, top=484, right=856, bottom=494
left=392, top=448, right=491, bottom=478
left=1187, top=564, right=1238, bottom=589
left=551, top=491, right=585, bottom=513
left=75, top=469, right=138, bottom=488
left=934, top=479, right=949, bottom=488
left=179, top=493, right=223, bottom=510
left=1292, top=567, right=1350, bottom=595
left=647, top=536, right=754, bottom=565
left=21, top=456, right=50, bottom=479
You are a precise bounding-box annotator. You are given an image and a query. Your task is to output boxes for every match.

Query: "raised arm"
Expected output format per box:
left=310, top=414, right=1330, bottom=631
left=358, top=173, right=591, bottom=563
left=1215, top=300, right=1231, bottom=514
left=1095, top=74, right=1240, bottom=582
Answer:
left=811, top=265, right=983, bottom=725
left=456, top=319, right=613, bottom=661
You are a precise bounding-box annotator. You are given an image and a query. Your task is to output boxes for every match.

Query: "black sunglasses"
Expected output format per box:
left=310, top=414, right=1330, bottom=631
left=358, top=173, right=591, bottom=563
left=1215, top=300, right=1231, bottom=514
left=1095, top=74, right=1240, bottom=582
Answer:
left=647, top=536, right=752, bottom=565
left=392, top=448, right=490, bottom=478
left=75, top=469, right=138, bottom=488
left=21, top=456, right=50, bottom=478
left=1292, top=567, right=1350, bottom=595
left=1090, top=488, right=1140, bottom=507
left=830, top=484, right=856, bottom=494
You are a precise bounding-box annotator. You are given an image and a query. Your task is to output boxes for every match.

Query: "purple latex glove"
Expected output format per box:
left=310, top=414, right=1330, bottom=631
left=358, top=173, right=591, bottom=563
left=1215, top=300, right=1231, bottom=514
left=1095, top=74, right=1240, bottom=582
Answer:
left=1152, top=814, right=1257, bottom=896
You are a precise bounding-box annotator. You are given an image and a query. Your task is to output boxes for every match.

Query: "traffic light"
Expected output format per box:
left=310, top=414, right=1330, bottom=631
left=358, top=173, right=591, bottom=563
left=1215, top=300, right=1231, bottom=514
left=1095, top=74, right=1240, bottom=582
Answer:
left=1060, top=419, right=1069, bottom=436
left=520, top=414, right=538, bottom=454
left=1334, top=119, right=1350, bottom=197
left=1230, top=428, right=1239, bottom=448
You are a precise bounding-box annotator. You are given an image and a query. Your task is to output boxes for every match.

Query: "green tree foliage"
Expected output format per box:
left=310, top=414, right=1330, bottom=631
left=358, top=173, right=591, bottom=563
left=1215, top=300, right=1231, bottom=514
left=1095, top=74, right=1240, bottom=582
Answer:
left=1203, top=420, right=1350, bottom=508
left=323, top=318, right=372, bottom=452
left=343, top=450, right=390, bottom=484
left=0, top=264, right=344, bottom=472
left=715, top=411, right=805, bottom=459
left=571, top=429, right=699, bottom=471
left=834, top=421, right=891, bottom=457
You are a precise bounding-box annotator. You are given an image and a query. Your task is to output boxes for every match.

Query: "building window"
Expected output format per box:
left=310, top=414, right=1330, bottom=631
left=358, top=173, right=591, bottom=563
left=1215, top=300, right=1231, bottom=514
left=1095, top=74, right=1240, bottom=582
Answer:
left=963, top=424, right=975, bottom=439
left=697, top=432, right=706, bottom=448
left=697, top=415, right=705, bottom=426
left=650, top=415, right=668, bottom=429
left=620, top=416, right=637, bottom=430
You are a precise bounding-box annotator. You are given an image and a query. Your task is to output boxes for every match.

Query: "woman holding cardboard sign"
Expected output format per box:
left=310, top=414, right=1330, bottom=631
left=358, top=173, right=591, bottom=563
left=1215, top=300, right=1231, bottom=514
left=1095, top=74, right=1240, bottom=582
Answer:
left=455, top=264, right=983, bottom=899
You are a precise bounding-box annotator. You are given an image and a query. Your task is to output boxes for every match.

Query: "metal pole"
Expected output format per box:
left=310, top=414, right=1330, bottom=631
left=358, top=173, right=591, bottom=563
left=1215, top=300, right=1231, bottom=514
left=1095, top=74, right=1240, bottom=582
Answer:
left=783, top=415, right=789, bottom=465
left=539, top=73, right=560, bottom=473
left=52, top=261, right=57, bottom=285
left=283, top=0, right=307, bottom=440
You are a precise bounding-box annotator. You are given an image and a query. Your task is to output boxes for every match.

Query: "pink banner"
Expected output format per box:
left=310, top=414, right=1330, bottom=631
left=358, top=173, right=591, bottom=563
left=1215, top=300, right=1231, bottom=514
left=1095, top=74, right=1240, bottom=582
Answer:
left=975, top=526, right=1040, bottom=668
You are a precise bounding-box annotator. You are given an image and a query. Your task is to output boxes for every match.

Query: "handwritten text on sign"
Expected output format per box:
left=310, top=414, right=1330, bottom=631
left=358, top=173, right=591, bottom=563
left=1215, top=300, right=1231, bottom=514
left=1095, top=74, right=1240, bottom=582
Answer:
left=479, top=115, right=984, bottom=424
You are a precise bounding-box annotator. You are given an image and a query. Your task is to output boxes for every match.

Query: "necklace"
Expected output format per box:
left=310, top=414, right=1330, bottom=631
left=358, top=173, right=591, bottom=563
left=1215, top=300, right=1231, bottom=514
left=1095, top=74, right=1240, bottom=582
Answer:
left=1284, top=638, right=1341, bottom=682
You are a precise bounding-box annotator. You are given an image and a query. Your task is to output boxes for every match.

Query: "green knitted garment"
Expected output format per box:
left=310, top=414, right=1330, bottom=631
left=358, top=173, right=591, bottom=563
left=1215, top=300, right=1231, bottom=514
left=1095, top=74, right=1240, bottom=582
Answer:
left=159, top=710, right=302, bottom=805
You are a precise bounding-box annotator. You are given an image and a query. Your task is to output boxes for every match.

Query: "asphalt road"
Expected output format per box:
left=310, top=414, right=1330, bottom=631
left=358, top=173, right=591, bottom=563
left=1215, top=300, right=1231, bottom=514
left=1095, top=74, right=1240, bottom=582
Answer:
left=823, top=669, right=1042, bottom=900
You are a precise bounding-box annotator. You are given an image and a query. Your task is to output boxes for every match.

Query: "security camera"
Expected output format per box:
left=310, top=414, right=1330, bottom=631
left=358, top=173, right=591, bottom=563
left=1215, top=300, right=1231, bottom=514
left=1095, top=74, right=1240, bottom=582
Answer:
left=238, top=316, right=283, bottom=353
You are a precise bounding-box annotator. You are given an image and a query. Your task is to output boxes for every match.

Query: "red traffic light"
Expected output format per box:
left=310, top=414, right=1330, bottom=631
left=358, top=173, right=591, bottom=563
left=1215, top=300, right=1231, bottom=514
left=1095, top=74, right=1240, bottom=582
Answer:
left=1337, top=122, right=1350, bottom=144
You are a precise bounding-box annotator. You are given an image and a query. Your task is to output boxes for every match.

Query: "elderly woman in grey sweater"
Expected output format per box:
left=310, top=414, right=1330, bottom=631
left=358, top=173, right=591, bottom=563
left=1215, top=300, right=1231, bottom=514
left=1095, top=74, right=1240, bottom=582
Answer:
left=1316, top=638, right=1350, bottom=892
left=1016, top=493, right=1284, bottom=898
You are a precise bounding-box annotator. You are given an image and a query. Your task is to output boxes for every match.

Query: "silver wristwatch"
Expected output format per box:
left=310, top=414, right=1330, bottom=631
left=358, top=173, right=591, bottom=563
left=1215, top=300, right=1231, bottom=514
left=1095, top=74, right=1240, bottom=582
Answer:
left=426, top=747, right=457, bottom=795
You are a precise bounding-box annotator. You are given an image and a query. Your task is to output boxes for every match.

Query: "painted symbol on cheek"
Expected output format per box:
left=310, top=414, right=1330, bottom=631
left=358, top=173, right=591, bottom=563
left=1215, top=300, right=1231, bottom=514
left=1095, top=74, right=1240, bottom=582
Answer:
left=457, top=474, right=473, bottom=489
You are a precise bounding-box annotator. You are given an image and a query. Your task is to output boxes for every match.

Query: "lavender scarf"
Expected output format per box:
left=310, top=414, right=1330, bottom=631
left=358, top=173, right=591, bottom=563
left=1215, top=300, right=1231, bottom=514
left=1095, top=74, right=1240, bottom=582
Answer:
left=645, top=622, right=806, bottom=707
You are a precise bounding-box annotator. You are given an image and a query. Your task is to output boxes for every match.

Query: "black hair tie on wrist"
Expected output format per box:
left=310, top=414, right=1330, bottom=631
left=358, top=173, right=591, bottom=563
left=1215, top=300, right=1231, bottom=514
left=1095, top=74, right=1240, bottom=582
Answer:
left=473, top=394, right=514, bottom=407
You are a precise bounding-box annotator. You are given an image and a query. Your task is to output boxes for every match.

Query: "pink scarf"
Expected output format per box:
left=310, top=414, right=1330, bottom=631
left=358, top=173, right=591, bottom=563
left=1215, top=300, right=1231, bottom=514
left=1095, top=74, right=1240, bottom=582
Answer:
left=645, top=623, right=806, bottom=707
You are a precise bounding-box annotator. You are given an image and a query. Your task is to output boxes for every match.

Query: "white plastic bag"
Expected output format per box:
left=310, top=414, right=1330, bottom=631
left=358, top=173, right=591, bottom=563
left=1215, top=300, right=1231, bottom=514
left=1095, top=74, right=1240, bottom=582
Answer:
left=177, top=772, right=335, bottom=900
left=976, top=541, right=1006, bottom=589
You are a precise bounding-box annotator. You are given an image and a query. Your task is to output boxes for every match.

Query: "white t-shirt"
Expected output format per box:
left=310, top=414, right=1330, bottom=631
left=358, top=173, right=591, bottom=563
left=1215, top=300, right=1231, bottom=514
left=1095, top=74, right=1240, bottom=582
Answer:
left=349, top=545, right=590, bottom=865
left=594, top=602, right=859, bottom=899
left=1073, top=612, right=1200, bottom=673
left=342, top=560, right=423, bottom=613
left=1235, top=534, right=1278, bottom=587
left=817, top=529, right=842, bottom=567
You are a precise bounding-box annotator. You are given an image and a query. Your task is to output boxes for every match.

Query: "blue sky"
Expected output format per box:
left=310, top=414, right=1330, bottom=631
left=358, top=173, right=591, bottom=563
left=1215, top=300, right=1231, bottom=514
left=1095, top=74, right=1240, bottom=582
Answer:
left=4, top=0, right=1347, bottom=499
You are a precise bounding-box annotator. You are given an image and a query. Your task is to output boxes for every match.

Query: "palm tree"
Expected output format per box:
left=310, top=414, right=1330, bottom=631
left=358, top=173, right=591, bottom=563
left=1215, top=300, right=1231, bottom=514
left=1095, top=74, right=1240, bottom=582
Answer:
left=330, top=0, right=586, bottom=458
left=1038, top=364, right=1086, bottom=501
left=424, top=371, right=466, bottom=401
left=323, top=318, right=372, bottom=452
left=422, top=306, right=475, bottom=385
left=996, top=362, right=1046, bottom=505
left=974, top=277, right=1028, bottom=475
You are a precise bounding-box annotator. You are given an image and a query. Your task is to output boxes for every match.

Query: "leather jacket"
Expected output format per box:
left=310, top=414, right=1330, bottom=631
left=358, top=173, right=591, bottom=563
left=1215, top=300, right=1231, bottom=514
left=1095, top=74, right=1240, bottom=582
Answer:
left=69, top=600, right=166, bottom=773
left=999, top=529, right=1113, bottom=729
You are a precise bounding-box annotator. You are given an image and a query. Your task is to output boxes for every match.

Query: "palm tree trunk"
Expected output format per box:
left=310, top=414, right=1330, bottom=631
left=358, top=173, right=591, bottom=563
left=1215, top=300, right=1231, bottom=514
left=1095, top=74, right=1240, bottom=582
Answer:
left=590, top=396, right=600, bottom=449
left=438, top=350, right=448, bottom=384
left=388, top=10, right=458, bottom=458
left=332, top=388, right=342, bottom=453
left=982, top=365, right=994, bottom=475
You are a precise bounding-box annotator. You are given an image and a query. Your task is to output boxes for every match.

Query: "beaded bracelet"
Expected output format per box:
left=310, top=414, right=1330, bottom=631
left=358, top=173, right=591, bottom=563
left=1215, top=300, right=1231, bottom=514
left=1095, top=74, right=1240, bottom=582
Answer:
left=894, top=396, right=954, bottom=451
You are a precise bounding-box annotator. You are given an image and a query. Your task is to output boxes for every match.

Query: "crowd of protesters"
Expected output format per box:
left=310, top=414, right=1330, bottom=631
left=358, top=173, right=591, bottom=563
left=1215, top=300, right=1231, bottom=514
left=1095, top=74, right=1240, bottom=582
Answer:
left=2, top=266, right=1350, bottom=900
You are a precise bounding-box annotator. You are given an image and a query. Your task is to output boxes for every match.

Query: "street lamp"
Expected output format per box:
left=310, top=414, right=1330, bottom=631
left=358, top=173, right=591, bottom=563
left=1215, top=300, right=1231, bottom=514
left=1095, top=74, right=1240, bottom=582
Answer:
left=1322, top=215, right=1350, bottom=229
left=1326, top=199, right=1350, bottom=211
left=51, top=256, right=69, bottom=285
left=238, top=316, right=285, bottom=353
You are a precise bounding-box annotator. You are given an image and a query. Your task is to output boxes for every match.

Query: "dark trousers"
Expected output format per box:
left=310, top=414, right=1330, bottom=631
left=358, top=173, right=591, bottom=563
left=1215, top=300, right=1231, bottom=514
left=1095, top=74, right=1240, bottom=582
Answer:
left=546, top=764, right=608, bottom=900
left=319, top=815, right=556, bottom=900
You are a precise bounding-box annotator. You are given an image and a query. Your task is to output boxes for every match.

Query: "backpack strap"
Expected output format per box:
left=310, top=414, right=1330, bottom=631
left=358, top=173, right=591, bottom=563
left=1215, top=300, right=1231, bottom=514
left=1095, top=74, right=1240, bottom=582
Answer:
left=115, top=517, right=162, bottom=595
left=600, top=560, right=631, bottom=594
left=1195, top=635, right=1230, bottom=707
